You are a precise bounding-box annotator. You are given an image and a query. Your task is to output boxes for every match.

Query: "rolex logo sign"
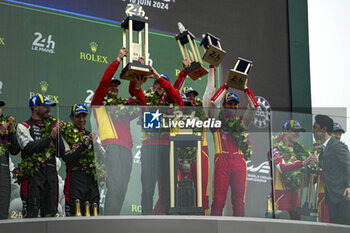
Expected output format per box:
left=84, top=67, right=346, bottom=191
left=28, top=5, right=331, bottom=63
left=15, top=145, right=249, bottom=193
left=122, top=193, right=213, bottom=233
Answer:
left=80, top=41, right=108, bottom=64
left=90, top=42, right=98, bottom=53
left=40, top=81, right=48, bottom=93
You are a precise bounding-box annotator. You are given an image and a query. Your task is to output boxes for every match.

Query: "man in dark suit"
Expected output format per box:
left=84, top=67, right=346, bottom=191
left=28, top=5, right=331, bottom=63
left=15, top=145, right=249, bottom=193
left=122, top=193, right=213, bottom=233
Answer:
left=313, top=114, right=350, bottom=225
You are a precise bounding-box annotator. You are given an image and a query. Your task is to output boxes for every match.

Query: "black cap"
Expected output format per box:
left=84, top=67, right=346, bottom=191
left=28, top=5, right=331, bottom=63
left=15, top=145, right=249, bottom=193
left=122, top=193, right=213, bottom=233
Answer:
left=111, top=77, right=121, bottom=85
left=0, top=100, right=5, bottom=107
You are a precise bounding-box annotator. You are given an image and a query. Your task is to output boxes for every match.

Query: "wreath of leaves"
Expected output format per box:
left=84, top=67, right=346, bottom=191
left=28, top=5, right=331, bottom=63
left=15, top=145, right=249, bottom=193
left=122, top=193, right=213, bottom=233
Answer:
left=13, top=115, right=57, bottom=184
left=0, top=115, right=12, bottom=157
left=144, top=89, right=175, bottom=107
left=181, top=99, right=207, bottom=133
left=102, top=90, right=140, bottom=120
left=142, top=89, right=180, bottom=138
left=219, top=109, right=252, bottom=160
left=273, top=133, right=321, bottom=189
left=61, top=123, right=106, bottom=187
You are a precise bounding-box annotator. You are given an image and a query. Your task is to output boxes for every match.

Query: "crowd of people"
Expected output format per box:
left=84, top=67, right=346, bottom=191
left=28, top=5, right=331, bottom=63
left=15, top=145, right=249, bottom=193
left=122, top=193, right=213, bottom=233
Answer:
left=0, top=47, right=349, bottom=225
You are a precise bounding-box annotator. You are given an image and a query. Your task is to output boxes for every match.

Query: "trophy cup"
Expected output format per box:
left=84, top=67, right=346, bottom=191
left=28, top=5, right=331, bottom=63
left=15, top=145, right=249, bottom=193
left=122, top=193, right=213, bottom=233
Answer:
left=227, top=57, right=253, bottom=91
left=200, top=33, right=226, bottom=67
left=295, top=166, right=322, bottom=218
left=175, top=22, right=208, bottom=80
left=120, top=3, right=151, bottom=81
left=168, top=127, right=204, bottom=215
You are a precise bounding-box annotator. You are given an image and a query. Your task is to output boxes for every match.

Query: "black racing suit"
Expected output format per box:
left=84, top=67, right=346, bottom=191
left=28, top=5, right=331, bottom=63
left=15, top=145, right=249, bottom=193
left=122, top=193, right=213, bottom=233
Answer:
left=61, top=129, right=100, bottom=216
left=0, top=131, right=20, bottom=219
left=17, top=117, right=64, bottom=218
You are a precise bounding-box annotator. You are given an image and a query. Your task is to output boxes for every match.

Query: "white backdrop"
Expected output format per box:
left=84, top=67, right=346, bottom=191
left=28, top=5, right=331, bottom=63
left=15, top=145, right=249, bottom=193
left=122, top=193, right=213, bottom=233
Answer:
left=308, top=0, right=350, bottom=144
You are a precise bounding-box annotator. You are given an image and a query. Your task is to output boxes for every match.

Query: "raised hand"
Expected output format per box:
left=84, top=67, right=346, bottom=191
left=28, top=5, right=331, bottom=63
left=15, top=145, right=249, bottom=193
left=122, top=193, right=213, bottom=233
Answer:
left=302, top=153, right=318, bottom=166
left=7, top=116, right=16, bottom=132
left=117, top=47, right=128, bottom=62
left=50, top=121, right=65, bottom=139
left=182, top=58, right=190, bottom=69
left=149, top=66, right=160, bottom=80
left=135, top=75, right=148, bottom=90
left=85, top=132, right=94, bottom=146
left=138, top=56, right=144, bottom=64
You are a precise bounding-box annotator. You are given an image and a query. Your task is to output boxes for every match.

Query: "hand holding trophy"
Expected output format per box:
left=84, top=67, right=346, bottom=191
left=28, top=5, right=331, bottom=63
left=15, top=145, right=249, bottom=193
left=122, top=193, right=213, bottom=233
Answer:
left=120, top=3, right=151, bottom=81
left=175, top=22, right=208, bottom=80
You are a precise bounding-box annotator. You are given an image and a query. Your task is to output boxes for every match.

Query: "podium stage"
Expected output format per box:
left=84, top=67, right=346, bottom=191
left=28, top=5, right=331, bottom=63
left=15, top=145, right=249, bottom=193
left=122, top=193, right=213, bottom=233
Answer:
left=1, top=216, right=349, bottom=233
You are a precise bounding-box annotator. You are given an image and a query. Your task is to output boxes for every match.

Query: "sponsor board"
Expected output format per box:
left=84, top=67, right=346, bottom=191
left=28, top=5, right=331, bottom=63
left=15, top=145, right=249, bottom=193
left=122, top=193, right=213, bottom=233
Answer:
left=133, top=145, right=142, bottom=164
left=31, top=32, right=55, bottom=54
left=0, top=36, right=5, bottom=46
left=84, top=90, right=95, bottom=107
left=29, top=81, right=59, bottom=103
left=40, top=81, right=49, bottom=93
left=80, top=42, right=108, bottom=64
left=246, top=160, right=271, bottom=183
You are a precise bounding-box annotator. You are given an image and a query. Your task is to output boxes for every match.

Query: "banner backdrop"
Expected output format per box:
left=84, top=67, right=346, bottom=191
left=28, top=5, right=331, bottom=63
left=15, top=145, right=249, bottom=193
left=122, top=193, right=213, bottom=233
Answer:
left=1, top=0, right=295, bottom=218
left=1, top=0, right=291, bottom=110
left=0, top=1, right=223, bottom=109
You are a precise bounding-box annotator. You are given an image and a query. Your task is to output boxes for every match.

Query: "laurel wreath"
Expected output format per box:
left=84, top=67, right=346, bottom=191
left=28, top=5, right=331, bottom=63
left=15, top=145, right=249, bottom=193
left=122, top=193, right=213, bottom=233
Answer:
left=142, top=89, right=180, bottom=137
left=181, top=99, right=206, bottom=133
left=272, top=133, right=322, bottom=189
left=144, top=89, right=175, bottom=106
left=102, top=90, right=140, bottom=121
left=61, top=123, right=106, bottom=187
left=219, top=109, right=252, bottom=160
left=13, top=115, right=57, bottom=184
left=0, top=115, right=12, bottom=157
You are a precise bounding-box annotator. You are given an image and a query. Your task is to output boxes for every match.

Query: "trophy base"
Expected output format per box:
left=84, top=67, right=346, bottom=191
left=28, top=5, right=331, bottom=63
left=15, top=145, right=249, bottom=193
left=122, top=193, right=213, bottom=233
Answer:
left=295, top=203, right=319, bottom=217
left=227, top=70, right=247, bottom=91
left=265, top=210, right=291, bottom=219
left=167, top=207, right=204, bottom=216
left=120, top=61, right=151, bottom=81
left=185, top=62, right=208, bottom=80
left=202, top=45, right=226, bottom=67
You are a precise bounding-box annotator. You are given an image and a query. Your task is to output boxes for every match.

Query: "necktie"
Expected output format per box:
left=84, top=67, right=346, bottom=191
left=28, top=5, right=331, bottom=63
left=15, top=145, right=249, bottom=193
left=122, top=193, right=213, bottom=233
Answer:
left=319, top=145, right=325, bottom=168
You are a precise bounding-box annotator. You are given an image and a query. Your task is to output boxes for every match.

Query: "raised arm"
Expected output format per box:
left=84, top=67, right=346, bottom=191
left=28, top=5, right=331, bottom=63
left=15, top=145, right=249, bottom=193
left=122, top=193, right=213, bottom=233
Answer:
left=202, top=65, right=217, bottom=108
left=173, top=58, right=190, bottom=91
left=151, top=66, right=184, bottom=106
left=91, top=47, right=127, bottom=105
left=130, top=76, right=147, bottom=106
left=242, top=79, right=259, bottom=128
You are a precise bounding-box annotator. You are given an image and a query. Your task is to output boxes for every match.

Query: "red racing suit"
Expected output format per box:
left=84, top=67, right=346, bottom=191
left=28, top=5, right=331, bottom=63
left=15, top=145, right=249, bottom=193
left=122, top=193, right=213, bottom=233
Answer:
left=271, top=146, right=304, bottom=220
left=210, top=88, right=258, bottom=216
left=91, top=60, right=145, bottom=149
left=129, top=76, right=184, bottom=215
left=91, top=60, right=144, bottom=215
left=211, top=126, right=247, bottom=216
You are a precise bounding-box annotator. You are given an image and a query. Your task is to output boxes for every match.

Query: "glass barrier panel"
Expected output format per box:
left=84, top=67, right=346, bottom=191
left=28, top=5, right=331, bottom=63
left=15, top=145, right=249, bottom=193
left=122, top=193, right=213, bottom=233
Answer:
left=3, top=105, right=350, bottom=227
left=270, top=109, right=348, bottom=224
